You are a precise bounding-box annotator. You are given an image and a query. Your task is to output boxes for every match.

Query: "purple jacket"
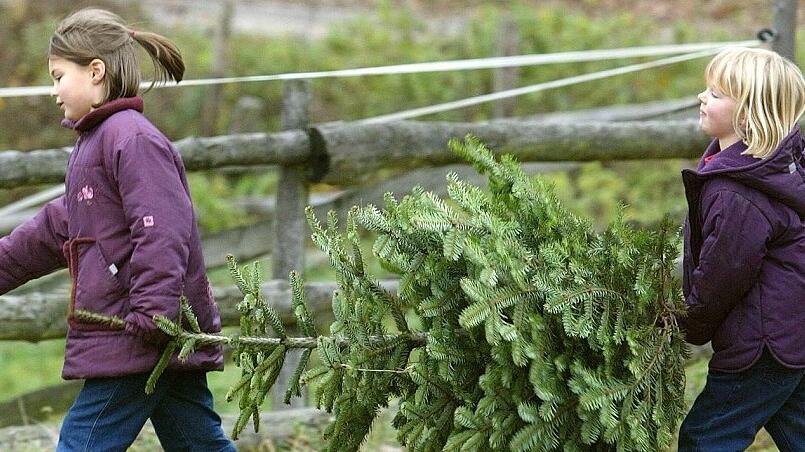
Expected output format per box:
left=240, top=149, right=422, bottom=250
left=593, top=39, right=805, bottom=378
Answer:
left=682, top=125, right=805, bottom=372
left=0, top=97, right=223, bottom=379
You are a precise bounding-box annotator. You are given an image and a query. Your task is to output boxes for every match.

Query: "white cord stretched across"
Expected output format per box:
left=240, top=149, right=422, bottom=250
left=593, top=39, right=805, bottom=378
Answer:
left=356, top=44, right=758, bottom=124
left=0, top=39, right=760, bottom=98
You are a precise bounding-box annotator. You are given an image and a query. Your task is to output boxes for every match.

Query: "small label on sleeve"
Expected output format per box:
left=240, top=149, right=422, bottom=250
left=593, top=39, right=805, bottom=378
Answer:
left=108, top=263, right=118, bottom=275
left=143, top=216, right=154, bottom=227
left=789, top=162, right=797, bottom=174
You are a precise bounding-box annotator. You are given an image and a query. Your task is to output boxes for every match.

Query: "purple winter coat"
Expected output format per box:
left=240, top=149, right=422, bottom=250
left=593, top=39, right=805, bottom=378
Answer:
left=0, top=97, right=223, bottom=379
left=681, top=125, right=805, bottom=372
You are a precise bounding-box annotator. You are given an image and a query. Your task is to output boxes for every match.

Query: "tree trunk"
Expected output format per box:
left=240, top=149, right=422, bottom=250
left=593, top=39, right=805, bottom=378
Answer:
left=0, top=280, right=399, bottom=342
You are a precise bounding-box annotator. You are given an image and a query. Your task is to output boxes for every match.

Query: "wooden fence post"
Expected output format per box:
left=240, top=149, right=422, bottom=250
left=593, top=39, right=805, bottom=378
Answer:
left=493, top=15, right=520, bottom=119
left=271, top=79, right=311, bottom=410
left=228, top=96, right=266, bottom=134
left=771, top=0, right=798, bottom=63
left=202, top=0, right=235, bottom=135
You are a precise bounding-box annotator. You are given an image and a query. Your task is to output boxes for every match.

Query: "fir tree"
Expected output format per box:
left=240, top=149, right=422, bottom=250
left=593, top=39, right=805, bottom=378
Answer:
left=123, top=136, right=687, bottom=451
left=302, top=137, right=687, bottom=451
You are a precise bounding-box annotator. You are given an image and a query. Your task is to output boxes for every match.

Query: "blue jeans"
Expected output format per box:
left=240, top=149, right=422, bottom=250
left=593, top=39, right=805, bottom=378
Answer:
left=57, top=370, right=236, bottom=452
left=678, top=349, right=805, bottom=451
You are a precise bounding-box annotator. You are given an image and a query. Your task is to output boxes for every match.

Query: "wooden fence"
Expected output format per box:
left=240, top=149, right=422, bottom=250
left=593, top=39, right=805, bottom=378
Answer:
left=0, top=92, right=714, bottom=343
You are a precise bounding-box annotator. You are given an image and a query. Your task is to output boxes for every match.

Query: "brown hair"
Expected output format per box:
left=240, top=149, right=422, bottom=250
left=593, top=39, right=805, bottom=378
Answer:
left=48, top=8, right=184, bottom=105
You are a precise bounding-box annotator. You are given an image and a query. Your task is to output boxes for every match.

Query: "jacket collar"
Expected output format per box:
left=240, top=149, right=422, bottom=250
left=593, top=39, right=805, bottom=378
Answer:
left=693, top=124, right=803, bottom=176
left=62, top=96, right=143, bottom=132
left=697, top=139, right=753, bottom=172
left=685, top=125, right=805, bottom=217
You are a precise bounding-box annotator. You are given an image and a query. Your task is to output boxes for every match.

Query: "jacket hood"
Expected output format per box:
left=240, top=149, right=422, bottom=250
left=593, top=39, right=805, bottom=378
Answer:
left=693, top=125, right=805, bottom=217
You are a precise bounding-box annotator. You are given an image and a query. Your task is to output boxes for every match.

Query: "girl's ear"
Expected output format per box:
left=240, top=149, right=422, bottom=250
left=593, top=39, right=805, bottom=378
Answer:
left=89, top=59, right=106, bottom=84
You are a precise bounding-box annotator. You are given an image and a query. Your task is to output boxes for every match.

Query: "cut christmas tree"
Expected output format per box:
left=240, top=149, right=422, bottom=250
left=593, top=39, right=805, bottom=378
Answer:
left=152, top=136, right=688, bottom=451
left=298, top=136, right=688, bottom=451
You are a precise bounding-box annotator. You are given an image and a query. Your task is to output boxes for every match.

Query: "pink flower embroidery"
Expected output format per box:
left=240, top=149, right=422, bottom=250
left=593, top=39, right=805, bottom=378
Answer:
left=76, top=185, right=94, bottom=202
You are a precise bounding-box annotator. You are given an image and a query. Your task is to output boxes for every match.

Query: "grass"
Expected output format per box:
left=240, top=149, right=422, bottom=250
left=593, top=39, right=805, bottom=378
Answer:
left=0, top=339, right=65, bottom=397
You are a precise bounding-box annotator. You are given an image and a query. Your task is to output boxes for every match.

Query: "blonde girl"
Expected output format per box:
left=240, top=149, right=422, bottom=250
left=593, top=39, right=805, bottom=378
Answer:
left=679, top=47, right=805, bottom=450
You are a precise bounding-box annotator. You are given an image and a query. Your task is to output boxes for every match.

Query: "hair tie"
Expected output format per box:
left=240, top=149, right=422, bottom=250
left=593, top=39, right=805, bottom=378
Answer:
left=129, top=30, right=136, bottom=38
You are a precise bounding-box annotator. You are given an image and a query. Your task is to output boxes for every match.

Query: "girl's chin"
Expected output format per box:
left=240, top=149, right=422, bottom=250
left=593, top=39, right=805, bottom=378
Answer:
left=698, top=120, right=717, bottom=136
left=61, top=106, right=91, bottom=121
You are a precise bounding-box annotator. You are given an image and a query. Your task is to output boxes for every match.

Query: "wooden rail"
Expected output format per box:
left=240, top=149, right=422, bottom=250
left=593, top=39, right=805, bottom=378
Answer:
left=0, top=118, right=711, bottom=189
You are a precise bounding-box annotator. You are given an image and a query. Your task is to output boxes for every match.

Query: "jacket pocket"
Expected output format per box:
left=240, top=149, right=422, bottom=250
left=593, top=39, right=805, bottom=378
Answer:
left=65, top=238, right=128, bottom=331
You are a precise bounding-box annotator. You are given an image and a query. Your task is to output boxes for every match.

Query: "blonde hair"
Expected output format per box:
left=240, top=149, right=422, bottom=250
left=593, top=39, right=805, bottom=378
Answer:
left=705, top=47, right=805, bottom=158
left=48, top=8, right=184, bottom=106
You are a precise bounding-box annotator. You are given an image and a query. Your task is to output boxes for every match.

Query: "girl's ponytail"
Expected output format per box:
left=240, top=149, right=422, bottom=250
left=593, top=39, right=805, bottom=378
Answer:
left=49, top=8, right=185, bottom=104
left=130, top=30, right=185, bottom=87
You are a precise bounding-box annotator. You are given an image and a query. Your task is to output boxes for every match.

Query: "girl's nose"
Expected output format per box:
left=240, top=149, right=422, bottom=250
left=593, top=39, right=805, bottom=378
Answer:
left=697, top=90, right=707, bottom=103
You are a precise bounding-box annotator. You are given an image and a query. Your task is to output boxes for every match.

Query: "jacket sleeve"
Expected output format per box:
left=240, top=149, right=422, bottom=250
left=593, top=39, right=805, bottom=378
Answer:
left=0, top=196, right=68, bottom=294
left=110, top=133, right=192, bottom=341
left=680, top=190, right=770, bottom=345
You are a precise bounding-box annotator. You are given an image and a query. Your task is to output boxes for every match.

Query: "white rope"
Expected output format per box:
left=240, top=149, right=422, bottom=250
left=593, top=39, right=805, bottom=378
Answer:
left=0, top=39, right=761, bottom=98
left=356, top=45, right=753, bottom=124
